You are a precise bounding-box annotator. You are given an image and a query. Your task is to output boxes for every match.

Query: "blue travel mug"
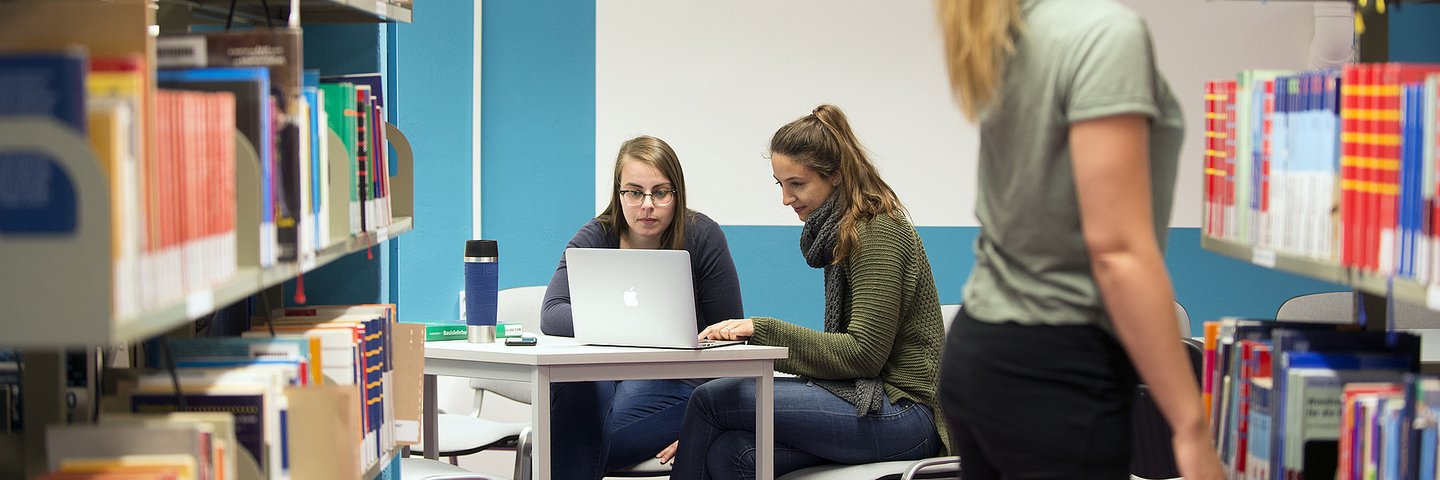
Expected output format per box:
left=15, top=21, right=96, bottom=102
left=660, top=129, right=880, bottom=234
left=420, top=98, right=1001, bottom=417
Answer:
left=465, top=239, right=499, bottom=343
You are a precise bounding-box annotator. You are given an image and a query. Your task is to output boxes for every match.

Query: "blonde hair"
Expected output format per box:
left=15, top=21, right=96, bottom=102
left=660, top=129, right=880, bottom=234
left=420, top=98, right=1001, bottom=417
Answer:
left=770, top=104, right=905, bottom=265
left=598, top=135, right=691, bottom=250
left=938, top=0, right=1025, bottom=120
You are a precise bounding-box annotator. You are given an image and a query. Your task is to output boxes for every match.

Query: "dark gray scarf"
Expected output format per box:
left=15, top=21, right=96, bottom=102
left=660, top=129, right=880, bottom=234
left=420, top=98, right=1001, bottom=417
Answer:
left=799, top=194, right=886, bottom=416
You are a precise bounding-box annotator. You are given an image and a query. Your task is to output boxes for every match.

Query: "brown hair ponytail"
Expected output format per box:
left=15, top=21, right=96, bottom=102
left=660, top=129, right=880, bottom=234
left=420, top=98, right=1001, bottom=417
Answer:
left=771, top=104, right=906, bottom=265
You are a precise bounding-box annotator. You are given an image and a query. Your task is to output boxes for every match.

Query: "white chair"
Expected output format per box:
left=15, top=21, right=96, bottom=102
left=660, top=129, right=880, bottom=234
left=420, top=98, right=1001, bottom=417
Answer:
left=409, top=286, right=548, bottom=480
left=401, top=457, right=509, bottom=480
left=1276, top=290, right=1440, bottom=328
left=1174, top=300, right=1191, bottom=337
left=453, top=285, right=672, bottom=480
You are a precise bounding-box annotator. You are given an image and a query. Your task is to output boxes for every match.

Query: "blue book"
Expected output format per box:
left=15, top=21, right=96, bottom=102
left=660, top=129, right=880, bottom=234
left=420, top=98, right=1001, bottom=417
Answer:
left=303, top=69, right=322, bottom=250
left=0, top=51, right=87, bottom=234
left=1420, top=378, right=1439, bottom=480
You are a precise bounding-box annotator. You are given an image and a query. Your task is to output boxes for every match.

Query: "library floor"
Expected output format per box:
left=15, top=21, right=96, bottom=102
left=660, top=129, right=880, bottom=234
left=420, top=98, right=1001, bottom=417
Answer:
left=452, top=394, right=1177, bottom=480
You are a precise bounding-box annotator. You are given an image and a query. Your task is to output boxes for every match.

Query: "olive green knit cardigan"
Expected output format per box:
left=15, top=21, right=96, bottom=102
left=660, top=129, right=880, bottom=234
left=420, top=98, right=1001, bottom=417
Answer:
left=750, top=213, right=950, bottom=456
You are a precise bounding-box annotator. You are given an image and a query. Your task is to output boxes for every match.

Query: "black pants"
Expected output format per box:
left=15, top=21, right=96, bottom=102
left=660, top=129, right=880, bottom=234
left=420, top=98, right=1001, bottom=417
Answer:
left=939, top=307, right=1139, bottom=480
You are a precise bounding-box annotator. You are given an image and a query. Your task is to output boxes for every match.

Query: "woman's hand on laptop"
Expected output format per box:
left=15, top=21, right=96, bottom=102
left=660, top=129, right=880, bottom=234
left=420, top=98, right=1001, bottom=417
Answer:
left=699, top=318, right=753, bottom=340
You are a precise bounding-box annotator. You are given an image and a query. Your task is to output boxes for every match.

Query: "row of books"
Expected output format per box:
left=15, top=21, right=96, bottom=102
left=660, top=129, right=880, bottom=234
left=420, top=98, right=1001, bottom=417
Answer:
left=36, top=304, right=409, bottom=480
left=1202, top=63, right=1440, bottom=282
left=1201, top=317, right=1440, bottom=479
left=0, top=27, right=399, bottom=318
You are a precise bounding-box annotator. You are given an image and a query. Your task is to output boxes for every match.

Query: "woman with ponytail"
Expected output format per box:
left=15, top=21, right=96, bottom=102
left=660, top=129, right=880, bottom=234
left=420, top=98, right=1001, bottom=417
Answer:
left=662, top=104, right=947, bottom=480
left=935, top=1, right=1223, bottom=479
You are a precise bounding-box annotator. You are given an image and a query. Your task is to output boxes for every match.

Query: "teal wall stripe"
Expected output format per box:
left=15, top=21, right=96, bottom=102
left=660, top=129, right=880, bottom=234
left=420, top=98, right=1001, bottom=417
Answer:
left=1389, top=4, right=1440, bottom=63
left=481, top=0, right=598, bottom=296
left=721, top=226, right=1344, bottom=334
left=1164, top=228, right=1344, bottom=332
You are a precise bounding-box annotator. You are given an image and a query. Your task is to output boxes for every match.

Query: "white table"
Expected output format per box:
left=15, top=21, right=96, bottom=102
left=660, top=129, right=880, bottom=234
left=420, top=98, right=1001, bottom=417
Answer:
left=422, top=338, right=789, bottom=480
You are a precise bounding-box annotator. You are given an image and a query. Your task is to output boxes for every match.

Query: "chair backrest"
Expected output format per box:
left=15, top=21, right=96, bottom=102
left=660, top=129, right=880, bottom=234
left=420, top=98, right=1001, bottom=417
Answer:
left=1276, top=291, right=1353, bottom=324
left=436, top=374, right=483, bottom=417
left=1174, top=301, right=1191, bottom=337
left=939, top=304, right=960, bottom=333
left=497, top=285, right=548, bottom=332
left=470, top=285, right=550, bottom=405
left=1276, top=291, right=1440, bottom=328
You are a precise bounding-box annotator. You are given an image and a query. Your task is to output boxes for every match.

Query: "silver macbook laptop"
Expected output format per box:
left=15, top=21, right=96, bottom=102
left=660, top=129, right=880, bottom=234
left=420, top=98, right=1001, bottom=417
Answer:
left=565, top=247, right=743, bottom=349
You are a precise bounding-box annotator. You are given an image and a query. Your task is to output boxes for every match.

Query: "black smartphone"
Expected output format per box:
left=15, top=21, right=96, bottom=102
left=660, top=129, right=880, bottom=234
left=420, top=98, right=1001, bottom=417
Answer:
left=505, top=336, right=538, bottom=346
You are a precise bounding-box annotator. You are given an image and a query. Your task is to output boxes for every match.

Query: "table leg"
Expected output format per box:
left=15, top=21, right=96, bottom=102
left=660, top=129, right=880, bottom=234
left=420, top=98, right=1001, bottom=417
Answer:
left=532, top=366, right=551, bottom=480
left=756, top=371, right=774, bottom=480
left=423, top=373, right=439, bottom=460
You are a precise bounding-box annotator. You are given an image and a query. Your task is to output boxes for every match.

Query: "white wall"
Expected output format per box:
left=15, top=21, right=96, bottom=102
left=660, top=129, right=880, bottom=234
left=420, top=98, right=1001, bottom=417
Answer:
left=597, top=0, right=1328, bottom=228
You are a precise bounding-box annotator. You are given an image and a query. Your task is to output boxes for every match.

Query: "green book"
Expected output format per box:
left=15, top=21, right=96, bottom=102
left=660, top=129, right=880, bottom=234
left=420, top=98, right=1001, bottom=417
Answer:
left=423, top=323, right=467, bottom=342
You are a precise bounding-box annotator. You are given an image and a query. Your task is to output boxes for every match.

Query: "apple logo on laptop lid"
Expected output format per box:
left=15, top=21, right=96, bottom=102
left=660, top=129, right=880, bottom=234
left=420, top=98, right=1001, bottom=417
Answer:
left=623, top=286, right=639, bottom=307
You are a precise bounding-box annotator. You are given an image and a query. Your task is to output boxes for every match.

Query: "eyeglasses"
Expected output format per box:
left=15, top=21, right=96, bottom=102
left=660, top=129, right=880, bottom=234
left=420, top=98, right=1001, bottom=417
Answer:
left=618, top=189, right=677, bottom=207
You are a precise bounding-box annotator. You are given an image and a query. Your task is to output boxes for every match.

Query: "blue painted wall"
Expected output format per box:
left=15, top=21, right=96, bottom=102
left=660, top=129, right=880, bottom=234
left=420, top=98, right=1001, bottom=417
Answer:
left=1389, top=4, right=1440, bottom=63
left=480, top=0, right=597, bottom=297
left=390, top=1, right=474, bottom=322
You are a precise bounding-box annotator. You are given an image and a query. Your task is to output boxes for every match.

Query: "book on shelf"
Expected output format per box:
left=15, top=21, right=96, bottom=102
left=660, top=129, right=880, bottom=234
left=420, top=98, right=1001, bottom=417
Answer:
left=321, top=73, right=392, bottom=232
left=45, top=422, right=209, bottom=480
left=150, top=89, right=238, bottom=308
left=156, top=27, right=308, bottom=264
left=317, top=82, right=359, bottom=237
left=129, top=365, right=298, bottom=480
left=88, top=54, right=147, bottom=317
left=1277, top=352, right=1410, bottom=480
left=1246, top=376, right=1273, bottom=480
left=99, top=411, right=249, bottom=480
left=52, top=455, right=197, bottom=480
left=301, top=69, right=321, bottom=257
left=163, top=336, right=321, bottom=386
left=157, top=66, right=268, bottom=272
left=243, top=304, right=398, bottom=470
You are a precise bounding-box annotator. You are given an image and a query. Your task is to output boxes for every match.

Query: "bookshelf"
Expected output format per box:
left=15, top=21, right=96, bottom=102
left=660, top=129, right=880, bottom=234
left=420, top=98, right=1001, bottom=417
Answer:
left=0, top=117, right=416, bottom=347
left=0, top=0, right=419, bottom=478
left=1201, top=237, right=1433, bottom=314
left=1200, top=4, right=1440, bottom=476
left=1199, top=0, right=1440, bottom=327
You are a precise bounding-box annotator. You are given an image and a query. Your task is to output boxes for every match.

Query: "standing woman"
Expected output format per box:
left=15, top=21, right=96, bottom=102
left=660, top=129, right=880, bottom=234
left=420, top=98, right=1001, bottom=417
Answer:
left=936, top=1, right=1223, bottom=479
left=667, top=104, right=947, bottom=480
left=540, top=135, right=744, bottom=480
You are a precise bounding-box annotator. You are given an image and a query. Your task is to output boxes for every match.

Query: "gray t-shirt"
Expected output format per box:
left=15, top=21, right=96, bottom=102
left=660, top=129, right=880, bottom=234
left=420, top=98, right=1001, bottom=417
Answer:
left=962, top=0, right=1184, bottom=332
left=540, top=211, right=744, bottom=337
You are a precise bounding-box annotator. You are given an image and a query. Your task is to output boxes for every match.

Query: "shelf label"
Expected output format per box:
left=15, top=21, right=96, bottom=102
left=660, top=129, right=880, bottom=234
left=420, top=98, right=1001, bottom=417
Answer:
left=186, top=289, right=215, bottom=320
left=1428, top=284, right=1440, bottom=311
left=377, top=226, right=389, bottom=243
left=1252, top=248, right=1277, bottom=269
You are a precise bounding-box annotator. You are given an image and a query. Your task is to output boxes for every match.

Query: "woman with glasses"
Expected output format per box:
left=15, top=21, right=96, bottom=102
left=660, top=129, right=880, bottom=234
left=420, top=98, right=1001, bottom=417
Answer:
left=662, top=104, right=947, bottom=480
left=540, top=135, right=744, bottom=480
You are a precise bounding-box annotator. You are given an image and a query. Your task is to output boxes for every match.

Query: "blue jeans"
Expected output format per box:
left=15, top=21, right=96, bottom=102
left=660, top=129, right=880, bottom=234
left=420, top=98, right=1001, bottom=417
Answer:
left=673, top=377, right=941, bottom=480
left=550, top=379, right=700, bottom=480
